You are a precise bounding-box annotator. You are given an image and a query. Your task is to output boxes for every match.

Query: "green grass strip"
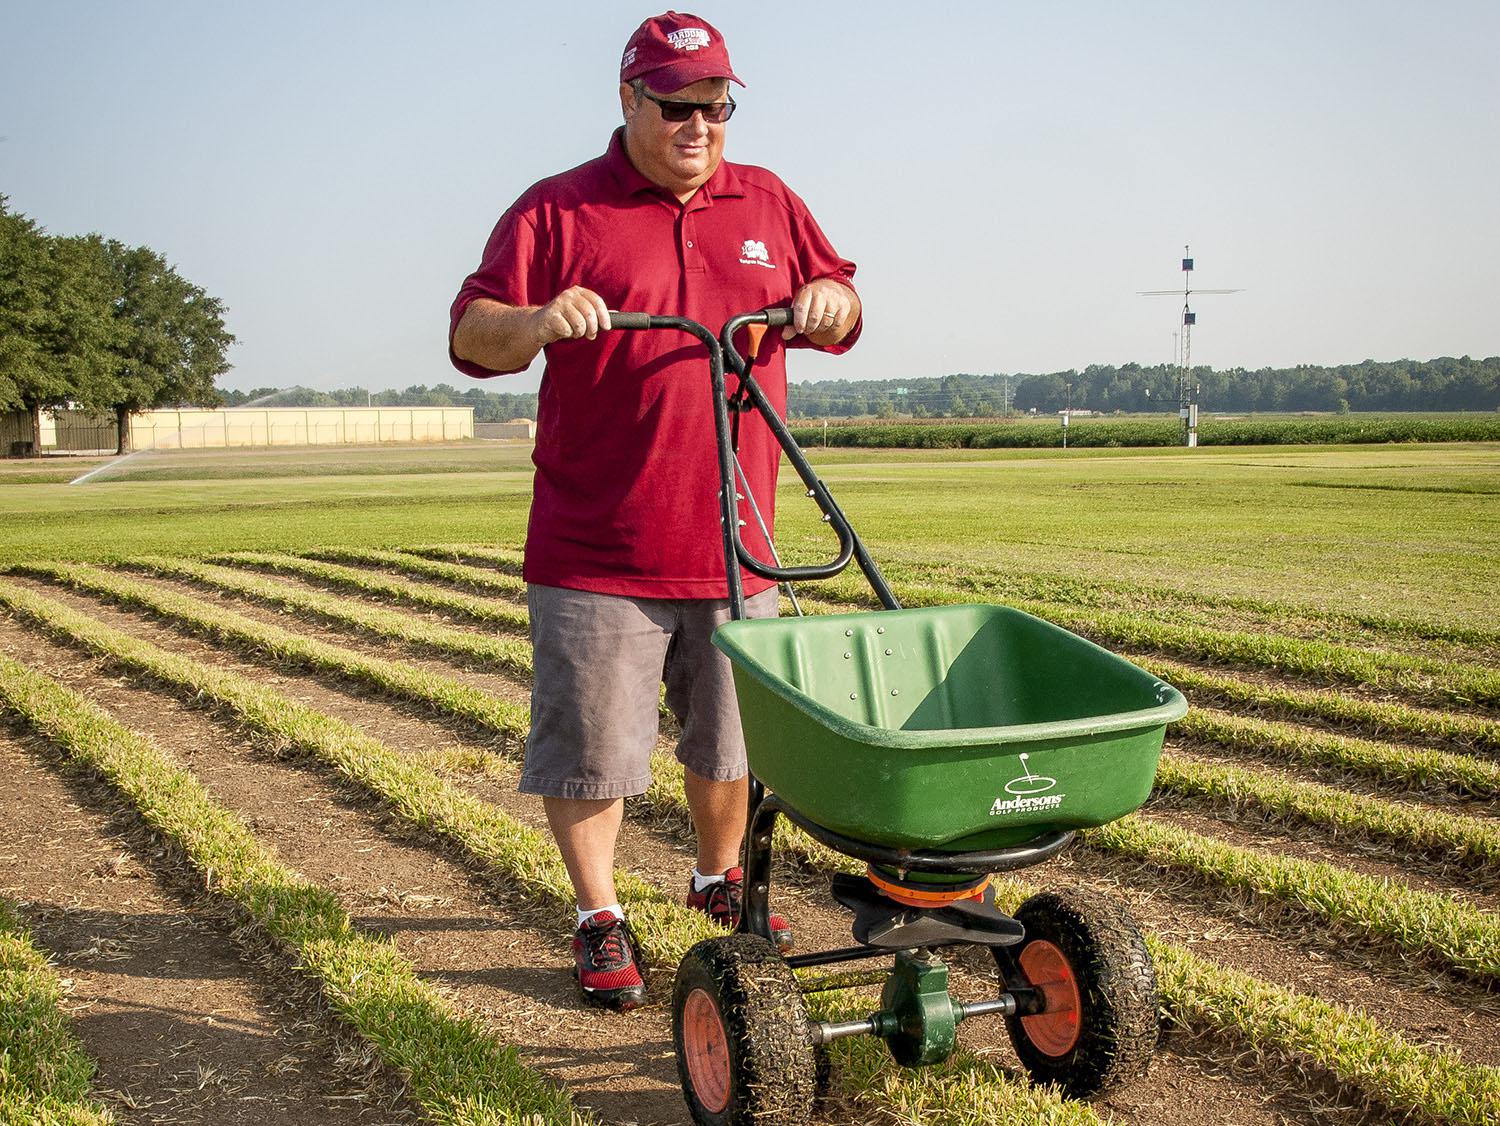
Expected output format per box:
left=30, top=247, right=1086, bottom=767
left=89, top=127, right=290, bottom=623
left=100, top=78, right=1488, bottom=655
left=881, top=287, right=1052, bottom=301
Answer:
left=1140, top=655, right=1499, bottom=755
left=0, top=898, right=114, bottom=1126
left=1178, top=707, right=1500, bottom=800
left=1090, top=815, right=1500, bottom=983
left=1155, top=752, right=1500, bottom=875
left=20, top=562, right=532, bottom=744
left=129, top=556, right=535, bottom=678
left=1007, top=602, right=1500, bottom=710
left=0, top=581, right=1098, bottom=1126
left=409, top=544, right=526, bottom=573
left=303, top=547, right=528, bottom=599
left=815, top=571, right=1500, bottom=709
left=881, top=555, right=1500, bottom=653
left=0, top=656, right=590, bottom=1126
left=1142, top=938, right=1499, bottom=1126
left=209, top=551, right=529, bottom=630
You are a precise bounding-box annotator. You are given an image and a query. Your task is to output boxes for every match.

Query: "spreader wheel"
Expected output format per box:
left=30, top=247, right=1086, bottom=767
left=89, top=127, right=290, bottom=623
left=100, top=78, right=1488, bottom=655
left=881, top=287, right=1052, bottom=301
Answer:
left=672, top=933, right=817, bottom=1126
left=997, top=888, right=1158, bottom=1099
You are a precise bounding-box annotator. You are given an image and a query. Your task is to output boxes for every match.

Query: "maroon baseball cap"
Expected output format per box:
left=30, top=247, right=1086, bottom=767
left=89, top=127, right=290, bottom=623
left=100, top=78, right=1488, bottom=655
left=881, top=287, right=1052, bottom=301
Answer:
left=620, top=11, right=744, bottom=92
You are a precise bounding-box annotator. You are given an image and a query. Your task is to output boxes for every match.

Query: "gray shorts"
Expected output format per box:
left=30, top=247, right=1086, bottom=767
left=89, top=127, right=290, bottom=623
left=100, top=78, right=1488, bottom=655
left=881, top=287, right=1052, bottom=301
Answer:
left=521, top=584, right=779, bottom=800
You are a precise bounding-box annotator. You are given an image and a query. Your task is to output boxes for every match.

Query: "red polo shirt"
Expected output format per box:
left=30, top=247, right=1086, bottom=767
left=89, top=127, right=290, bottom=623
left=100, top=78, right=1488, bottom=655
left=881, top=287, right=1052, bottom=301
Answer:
left=450, top=129, right=860, bottom=599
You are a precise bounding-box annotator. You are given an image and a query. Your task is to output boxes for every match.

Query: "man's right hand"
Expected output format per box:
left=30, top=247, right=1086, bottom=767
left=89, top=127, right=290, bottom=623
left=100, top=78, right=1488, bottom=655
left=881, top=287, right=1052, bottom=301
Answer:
left=454, top=288, right=613, bottom=375
left=533, top=286, right=612, bottom=345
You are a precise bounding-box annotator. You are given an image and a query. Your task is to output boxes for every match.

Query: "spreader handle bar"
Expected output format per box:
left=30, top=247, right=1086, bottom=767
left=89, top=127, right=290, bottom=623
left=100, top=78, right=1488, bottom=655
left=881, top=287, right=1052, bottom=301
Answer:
left=605, top=310, right=652, bottom=329
left=715, top=309, right=858, bottom=587
left=718, top=310, right=900, bottom=607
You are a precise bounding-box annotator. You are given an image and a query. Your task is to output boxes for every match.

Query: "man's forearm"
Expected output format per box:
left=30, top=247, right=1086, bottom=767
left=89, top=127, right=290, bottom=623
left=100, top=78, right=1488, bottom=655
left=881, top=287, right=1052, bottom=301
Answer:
left=452, top=298, right=547, bottom=375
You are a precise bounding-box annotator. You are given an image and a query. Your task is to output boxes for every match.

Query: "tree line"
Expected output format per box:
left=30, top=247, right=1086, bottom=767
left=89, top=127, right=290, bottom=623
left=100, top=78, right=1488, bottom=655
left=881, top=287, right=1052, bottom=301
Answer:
left=787, top=356, right=1500, bottom=419
left=0, top=196, right=233, bottom=454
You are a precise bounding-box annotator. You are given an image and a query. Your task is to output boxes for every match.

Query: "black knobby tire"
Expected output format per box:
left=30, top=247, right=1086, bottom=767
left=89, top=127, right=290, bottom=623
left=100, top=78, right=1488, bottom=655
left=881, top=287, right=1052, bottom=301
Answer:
left=997, top=888, right=1158, bottom=1099
left=672, top=933, right=817, bottom=1126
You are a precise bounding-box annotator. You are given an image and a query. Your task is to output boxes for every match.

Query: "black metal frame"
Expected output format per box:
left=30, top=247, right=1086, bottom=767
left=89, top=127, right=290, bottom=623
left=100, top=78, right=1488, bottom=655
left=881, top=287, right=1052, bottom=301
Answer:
left=610, top=308, right=1073, bottom=954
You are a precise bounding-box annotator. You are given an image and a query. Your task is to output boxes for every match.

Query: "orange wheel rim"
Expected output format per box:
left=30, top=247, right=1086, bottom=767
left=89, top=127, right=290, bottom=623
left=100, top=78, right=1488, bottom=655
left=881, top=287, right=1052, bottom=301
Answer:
left=683, top=988, right=731, bottom=1113
left=1018, top=940, right=1082, bottom=1057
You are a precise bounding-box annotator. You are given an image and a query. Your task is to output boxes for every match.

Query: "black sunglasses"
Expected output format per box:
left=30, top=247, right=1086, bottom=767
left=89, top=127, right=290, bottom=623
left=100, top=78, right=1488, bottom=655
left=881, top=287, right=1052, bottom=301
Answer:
left=640, top=89, right=736, bottom=124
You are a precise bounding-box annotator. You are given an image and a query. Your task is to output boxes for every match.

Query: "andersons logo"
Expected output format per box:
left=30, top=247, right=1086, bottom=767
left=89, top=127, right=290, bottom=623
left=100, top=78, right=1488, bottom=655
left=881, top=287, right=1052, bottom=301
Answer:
left=989, top=753, right=1066, bottom=817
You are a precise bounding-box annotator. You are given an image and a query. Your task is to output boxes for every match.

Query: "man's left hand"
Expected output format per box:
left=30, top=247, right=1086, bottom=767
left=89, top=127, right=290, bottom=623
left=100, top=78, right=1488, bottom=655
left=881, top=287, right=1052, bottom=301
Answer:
left=785, top=279, right=859, bottom=345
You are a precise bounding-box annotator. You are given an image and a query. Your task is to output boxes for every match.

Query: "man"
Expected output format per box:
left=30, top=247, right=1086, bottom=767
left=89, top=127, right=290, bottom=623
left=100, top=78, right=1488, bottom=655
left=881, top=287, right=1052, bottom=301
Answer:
left=449, top=11, right=861, bottom=1011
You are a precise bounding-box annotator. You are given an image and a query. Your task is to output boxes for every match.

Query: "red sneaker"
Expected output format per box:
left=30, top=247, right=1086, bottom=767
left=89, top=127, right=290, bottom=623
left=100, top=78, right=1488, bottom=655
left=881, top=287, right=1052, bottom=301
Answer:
left=687, top=867, right=794, bottom=953
left=572, top=911, right=646, bottom=1011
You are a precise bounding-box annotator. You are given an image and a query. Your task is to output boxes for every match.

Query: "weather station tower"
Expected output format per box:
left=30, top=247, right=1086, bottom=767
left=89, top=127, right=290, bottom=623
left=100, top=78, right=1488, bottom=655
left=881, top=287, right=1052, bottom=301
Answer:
left=1140, top=247, right=1241, bottom=447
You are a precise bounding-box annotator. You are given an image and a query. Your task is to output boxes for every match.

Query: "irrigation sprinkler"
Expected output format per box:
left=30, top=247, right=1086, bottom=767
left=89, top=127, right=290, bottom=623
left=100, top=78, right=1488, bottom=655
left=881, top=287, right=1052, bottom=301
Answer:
left=1140, top=247, right=1242, bottom=448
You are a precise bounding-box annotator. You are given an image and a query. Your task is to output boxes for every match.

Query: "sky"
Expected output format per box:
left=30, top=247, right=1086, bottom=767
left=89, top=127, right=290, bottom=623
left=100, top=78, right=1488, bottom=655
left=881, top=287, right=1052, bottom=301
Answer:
left=4, top=1, right=1498, bottom=394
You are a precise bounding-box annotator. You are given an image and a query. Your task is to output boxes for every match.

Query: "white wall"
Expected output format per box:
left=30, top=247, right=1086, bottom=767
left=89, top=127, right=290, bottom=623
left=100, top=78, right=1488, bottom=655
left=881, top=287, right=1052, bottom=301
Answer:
left=126, top=407, right=474, bottom=450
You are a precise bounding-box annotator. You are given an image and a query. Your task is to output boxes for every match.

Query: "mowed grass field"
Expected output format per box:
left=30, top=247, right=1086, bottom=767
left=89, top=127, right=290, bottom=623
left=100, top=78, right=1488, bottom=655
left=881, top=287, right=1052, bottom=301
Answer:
left=0, top=439, right=1496, bottom=1126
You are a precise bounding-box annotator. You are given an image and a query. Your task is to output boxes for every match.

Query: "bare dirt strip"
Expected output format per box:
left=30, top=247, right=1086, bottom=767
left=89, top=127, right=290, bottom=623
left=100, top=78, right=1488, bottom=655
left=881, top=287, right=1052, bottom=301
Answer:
left=3, top=578, right=1482, bottom=1124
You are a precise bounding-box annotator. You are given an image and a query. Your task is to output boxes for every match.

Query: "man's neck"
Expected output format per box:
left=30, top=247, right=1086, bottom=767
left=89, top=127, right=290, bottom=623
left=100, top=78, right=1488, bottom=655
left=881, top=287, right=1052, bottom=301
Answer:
left=622, top=131, right=711, bottom=205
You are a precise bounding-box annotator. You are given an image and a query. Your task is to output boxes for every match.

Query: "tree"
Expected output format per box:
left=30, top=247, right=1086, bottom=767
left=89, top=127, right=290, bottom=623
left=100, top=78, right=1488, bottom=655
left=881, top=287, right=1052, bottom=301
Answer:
left=98, top=240, right=234, bottom=453
left=0, top=199, right=46, bottom=415
left=0, top=202, right=116, bottom=455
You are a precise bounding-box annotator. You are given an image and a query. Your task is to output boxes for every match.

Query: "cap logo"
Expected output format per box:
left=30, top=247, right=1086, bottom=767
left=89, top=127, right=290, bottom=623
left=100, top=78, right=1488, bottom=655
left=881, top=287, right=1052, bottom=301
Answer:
left=621, top=46, right=637, bottom=67
left=666, top=27, right=711, bottom=51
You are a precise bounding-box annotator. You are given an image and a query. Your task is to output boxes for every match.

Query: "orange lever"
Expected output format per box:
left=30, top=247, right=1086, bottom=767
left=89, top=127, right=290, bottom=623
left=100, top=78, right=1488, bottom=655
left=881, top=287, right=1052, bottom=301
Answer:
left=746, top=323, right=769, bottom=362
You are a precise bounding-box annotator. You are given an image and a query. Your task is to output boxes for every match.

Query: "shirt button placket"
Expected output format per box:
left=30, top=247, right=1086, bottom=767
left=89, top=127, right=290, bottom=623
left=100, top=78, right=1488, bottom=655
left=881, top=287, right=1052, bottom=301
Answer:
left=682, top=214, right=705, bottom=275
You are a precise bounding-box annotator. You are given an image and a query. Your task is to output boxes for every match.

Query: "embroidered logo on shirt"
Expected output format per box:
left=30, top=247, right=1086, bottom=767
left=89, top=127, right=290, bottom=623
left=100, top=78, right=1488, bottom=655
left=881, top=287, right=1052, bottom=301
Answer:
left=667, top=28, right=711, bottom=51
left=738, top=239, right=776, bottom=269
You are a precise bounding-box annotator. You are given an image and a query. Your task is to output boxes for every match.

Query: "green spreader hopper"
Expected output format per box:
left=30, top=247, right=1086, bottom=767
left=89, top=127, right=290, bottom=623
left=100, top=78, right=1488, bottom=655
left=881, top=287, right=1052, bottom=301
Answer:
left=714, top=603, right=1187, bottom=854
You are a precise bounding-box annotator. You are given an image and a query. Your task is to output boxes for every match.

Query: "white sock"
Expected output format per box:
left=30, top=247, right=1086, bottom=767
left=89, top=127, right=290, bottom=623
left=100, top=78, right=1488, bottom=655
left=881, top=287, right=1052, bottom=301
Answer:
left=692, top=869, right=727, bottom=893
left=577, top=903, right=624, bottom=928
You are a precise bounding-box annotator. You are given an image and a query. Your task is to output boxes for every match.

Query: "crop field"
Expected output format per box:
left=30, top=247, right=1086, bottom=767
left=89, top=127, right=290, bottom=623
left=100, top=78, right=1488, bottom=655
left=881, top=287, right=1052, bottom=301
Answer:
left=0, top=440, right=1496, bottom=1126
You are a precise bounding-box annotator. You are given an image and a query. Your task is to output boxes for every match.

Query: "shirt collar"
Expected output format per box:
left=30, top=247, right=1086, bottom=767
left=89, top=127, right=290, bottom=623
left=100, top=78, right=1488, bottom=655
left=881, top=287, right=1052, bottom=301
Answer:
left=603, top=127, right=746, bottom=207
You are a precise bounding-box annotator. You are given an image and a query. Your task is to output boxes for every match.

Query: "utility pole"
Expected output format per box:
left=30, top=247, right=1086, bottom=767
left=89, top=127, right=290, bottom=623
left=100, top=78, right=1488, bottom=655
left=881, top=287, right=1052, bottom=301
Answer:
left=1062, top=381, right=1072, bottom=449
left=1140, top=246, right=1242, bottom=448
